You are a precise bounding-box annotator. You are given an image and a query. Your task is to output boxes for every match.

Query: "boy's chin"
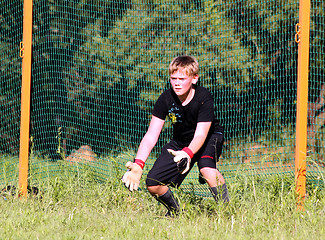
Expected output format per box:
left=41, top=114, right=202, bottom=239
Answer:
left=174, top=92, right=185, bottom=97
left=173, top=89, right=183, bottom=94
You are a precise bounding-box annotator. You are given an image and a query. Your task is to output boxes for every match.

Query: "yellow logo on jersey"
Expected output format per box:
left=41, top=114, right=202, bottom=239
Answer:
left=168, top=113, right=177, bottom=124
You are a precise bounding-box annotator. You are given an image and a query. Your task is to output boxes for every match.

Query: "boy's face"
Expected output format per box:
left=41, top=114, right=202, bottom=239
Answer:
left=170, top=69, right=198, bottom=99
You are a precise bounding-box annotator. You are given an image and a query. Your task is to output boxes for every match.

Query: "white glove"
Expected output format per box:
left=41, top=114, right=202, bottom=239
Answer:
left=121, top=161, right=143, bottom=191
left=167, top=148, right=192, bottom=174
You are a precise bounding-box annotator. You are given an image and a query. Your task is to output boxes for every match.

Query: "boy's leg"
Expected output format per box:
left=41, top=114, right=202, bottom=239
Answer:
left=200, top=167, right=229, bottom=203
left=146, top=140, right=192, bottom=215
left=200, top=166, right=225, bottom=186
left=209, top=184, right=229, bottom=203
left=148, top=185, right=180, bottom=216
left=147, top=185, right=169, bottom=196
left=197, top=132, right=229, bottom=203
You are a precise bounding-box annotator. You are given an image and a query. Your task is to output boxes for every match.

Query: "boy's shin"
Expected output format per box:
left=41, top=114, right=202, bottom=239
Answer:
left=155, top=188, right=179, bottom=215
left=209, top=183, right=229, bottom=203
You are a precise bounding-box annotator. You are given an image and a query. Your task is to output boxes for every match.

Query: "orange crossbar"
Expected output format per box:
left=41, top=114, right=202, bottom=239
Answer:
left=295, top=0, right=310, bottom=210
left=18, top=0, right=33, bottom=199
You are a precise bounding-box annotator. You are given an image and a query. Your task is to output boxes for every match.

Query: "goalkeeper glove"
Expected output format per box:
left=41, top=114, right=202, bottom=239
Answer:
left=121, top=159, right=144, bottom=191
left=167, top=147, right=194, bottom=174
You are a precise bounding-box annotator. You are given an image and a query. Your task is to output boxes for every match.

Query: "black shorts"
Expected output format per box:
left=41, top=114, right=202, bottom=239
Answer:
left=146, top=132, right=224, bottom=188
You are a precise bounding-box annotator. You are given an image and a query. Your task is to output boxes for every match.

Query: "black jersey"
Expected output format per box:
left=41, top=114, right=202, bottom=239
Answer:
left=152, top=85, right=217, bottom=146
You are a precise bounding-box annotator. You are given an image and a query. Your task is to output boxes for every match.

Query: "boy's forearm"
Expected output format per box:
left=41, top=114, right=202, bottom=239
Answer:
left=135, top=135, right=157, bottom=162
left=188, top=122, right=212, bottom=154
left=187, top=135, right=207, bottom=154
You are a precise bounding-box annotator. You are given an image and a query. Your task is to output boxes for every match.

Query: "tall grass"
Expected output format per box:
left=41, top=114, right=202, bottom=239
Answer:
left=0, top=156, right=325, bottom=239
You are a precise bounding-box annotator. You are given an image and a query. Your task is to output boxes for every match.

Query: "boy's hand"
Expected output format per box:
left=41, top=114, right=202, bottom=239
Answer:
left=122, top=161, right=143, bottom=191
left=167, top=148, right=193, bottom=174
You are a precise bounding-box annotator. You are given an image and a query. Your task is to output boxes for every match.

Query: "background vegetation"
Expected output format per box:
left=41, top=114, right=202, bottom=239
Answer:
left=1, top=0, right=325, bottom=189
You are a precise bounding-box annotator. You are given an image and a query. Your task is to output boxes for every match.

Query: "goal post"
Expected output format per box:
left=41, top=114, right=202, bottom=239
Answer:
left=294, top=0, right=310, bottom=210
left=18, top=0, right=33, bottom=199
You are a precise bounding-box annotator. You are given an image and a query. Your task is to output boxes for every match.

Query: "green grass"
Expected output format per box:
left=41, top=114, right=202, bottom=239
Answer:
left=1, top=155, right=325, bottom=239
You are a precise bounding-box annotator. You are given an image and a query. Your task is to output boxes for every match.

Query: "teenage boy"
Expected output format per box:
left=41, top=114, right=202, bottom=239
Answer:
left=122, top=55, right=229, bottom=215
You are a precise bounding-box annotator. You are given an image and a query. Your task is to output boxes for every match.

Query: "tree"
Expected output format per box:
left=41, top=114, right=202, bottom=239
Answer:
left=0, top=0, right=23, bottom=153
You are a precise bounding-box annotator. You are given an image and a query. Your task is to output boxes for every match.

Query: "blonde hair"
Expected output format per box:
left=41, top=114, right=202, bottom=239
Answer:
left=169, top=56, right=199, bottom=77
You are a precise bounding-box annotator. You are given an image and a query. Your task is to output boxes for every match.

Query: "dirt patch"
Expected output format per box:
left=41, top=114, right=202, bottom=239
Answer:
left=66, top=145, right=97, bottom=163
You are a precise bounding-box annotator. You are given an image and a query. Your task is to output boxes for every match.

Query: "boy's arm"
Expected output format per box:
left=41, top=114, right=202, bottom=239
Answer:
left=135, top=116, right=165, bottom=161
left=188, top=121, right=212, bottom=154
left=122, top=116, right=164, bottom=191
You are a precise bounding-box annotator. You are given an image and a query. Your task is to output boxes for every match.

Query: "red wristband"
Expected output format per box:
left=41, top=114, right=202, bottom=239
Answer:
left=182, top=147, right=194, bottom=159
left=134, top=159, right=145, bottom=169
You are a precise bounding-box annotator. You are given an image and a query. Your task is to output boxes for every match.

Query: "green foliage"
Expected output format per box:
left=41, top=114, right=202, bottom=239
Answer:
left=55, top=0, right=300, bottom=152
left=1, top=0, right=325, bottom=190
left=0, top=0, right=23, bottom=154
left=309, top=1, right=325, bottom=101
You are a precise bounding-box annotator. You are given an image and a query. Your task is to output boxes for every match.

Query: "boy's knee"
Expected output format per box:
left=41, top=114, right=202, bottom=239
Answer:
left=199, top=166, right=215, bottom=175
left=147, top=185, right=158, bottom=196
left=146, top=185, right=154, bottom=194
left=147, top=185, right=169, bottom=196
left=199, top=167, right=225, bottom=186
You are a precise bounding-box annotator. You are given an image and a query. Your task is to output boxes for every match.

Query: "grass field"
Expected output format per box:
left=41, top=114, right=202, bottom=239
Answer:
left=1, top=155, right=325, bottom=240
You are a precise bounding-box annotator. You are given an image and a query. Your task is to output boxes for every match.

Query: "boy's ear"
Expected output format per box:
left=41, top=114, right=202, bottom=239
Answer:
left=192, top=75, right=199, bottom=84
